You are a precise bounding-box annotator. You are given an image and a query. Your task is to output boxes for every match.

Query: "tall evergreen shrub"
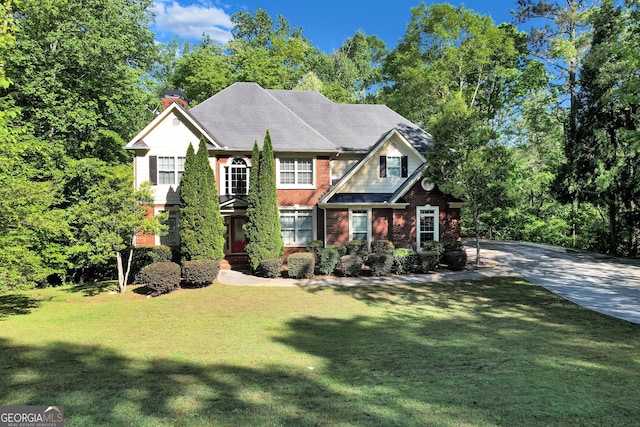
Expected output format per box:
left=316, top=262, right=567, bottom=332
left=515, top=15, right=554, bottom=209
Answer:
left=179, top=137, right=226, bottom=262
left=244, top=131, right=284, bottom=272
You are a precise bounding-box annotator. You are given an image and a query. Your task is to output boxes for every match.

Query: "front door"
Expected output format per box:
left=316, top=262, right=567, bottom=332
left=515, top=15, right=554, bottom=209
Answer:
left=230, top=216, right=247, bottom=253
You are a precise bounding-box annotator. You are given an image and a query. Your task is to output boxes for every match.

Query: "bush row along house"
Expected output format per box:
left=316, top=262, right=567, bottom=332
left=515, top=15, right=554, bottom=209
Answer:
left=126, top=82, right=463, bottom=266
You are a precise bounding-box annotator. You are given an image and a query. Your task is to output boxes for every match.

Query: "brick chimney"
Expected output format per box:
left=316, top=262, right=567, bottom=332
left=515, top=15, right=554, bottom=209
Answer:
left=162, top=89, right=189, bottom=110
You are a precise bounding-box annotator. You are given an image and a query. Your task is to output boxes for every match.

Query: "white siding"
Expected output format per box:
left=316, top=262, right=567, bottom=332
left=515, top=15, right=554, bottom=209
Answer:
left=339, top=134, right=423, bottom=194
left=331, top=155, right=360, bottom=184
left=134, top=111, right=206, bottom=205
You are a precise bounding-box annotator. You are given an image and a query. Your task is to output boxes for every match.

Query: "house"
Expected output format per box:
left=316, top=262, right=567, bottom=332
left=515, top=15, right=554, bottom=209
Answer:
left=125, top=82, right=463, bottom=265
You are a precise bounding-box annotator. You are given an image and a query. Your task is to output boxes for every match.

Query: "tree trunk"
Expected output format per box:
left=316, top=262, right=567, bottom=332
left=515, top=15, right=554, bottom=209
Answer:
left=609, top=199, right=618, bottom=256
left=116, top=251, right=126, bottom=294
left=474, top=205, right=480, bottom=267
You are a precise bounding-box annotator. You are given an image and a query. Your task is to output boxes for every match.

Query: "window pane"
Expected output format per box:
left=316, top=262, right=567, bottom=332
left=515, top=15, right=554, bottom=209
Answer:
left=159, top=171, right=175, bottom=185
left=297, top=230, right=313, bottom=243
left=282, top=230, right=296, bottom=243
left=281, top=171, right=295, bottom=184
left=387, top=156, right=401, bottom=177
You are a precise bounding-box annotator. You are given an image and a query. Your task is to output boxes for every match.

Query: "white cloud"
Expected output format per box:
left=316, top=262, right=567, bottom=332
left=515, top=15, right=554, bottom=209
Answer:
left=152, top=0, right=233, bottom=43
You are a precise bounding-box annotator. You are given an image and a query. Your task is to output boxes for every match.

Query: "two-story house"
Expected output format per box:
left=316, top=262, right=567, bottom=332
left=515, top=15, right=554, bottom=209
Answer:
left=126, top=82, right=463, bottom=266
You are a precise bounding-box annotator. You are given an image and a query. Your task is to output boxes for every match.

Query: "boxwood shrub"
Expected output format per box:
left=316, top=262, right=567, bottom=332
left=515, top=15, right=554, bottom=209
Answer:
left=139, top=262, right=181, bottom=296
left=182, top=259, right=220, bottom=287
left=393, top=248, right=419, bottom=274
left=326, top=244, right=347, bottom=257
left=442, top=250, right=468, bottom=271
left=260, top=258, right=283, bottom=278
left=287, top=252, right=315, bottom=279
left=347, top=240, right=368, bottom=256
left=371, top=240, right=394, bottom=253
left=305, top=240, right=324, bottom=258
left=421, top=241, right=445, bottom=257
left=366, top=252, right=395, bottom=276
left=317, top=247, right=340, bottom=275
left=132, top=245, right=173, bottom=284
left=340, top=255, right=363, bottom=277
left=418, top=252, right=440, bottom=273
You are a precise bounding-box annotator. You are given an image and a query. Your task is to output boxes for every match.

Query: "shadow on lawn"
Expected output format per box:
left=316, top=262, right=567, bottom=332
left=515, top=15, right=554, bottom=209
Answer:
left=0, top=294, right=40, bottom=320
left=65, top=280, right=118, bottom=297
left=2, top=278, right=640, bottom=425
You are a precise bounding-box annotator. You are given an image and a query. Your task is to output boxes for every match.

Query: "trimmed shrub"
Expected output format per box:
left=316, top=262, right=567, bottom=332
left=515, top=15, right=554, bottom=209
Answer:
left=348, top=240, right=369, bottom=256
left=393, top=248, right=419, bottom=274
left=305, top=240, right=324, bottom=257
left=132, top=245, right=173, bottom=284
left=326, top=244, right=347, bottom=257
left=182, top=259, right=220, bottom=287
left=418, top=252, right=440, bottom=273
left=421, top=241, right=445, bottom=257
left=260, top=258, right=283, bottom=278
left=443, top=250, right=468, bottom=271
left=287, top=252, right=315, bottom=279
left=366, top=252, right=395, bottom=276
left=317, top=247, right=340, bottom=275
left=340, top=255, right=363, bottom=277
left=371, top=240, right=395, bottom=254
left=139, top=262, right=181, bottom=296
left=442, top=239, right=465, bottom=252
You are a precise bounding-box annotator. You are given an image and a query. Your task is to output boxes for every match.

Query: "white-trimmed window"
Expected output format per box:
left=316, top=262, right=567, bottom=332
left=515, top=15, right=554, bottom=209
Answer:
left=280, top=209, right=314, bottom=245
left=278, top=158, right=314, bottom=187
left=417, top=205, right=440, bottom=250
left=151, top=156, right=185, bottom=185
left=379, top=155, right=408, bottom=178
left=350, top=209, right=370, bottom=241
left=223, top=157, right=249, bottom=195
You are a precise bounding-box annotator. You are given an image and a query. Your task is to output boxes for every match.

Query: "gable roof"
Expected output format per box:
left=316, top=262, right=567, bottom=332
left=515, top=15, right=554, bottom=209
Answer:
left=125, top=102, right=221, bottom=150
left=319, top=129, right=425, bottom=206
left=189, top=82, right=432, bottom=153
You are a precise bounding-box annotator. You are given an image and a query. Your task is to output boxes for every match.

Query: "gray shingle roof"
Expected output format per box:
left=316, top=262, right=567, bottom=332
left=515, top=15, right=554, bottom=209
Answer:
left=189, top=82, right=431, bottom=153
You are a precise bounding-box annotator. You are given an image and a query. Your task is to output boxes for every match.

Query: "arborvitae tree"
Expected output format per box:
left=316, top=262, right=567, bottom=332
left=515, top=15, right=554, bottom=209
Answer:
left=196, top=137, right=225, bottom=261
left=244, top=141, right=261, bottom=270
left=244, top=131, right=284, bottom=272
left=179, top=143, right=199, bottom=262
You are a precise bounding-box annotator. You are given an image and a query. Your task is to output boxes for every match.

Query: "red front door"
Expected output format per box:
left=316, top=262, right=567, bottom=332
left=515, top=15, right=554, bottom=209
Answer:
left=230, top=216, right=247, bottom=253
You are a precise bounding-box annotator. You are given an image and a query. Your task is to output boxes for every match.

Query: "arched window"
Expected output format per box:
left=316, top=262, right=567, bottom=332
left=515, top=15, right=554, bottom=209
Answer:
left=224, top=158, right=248, bottom=195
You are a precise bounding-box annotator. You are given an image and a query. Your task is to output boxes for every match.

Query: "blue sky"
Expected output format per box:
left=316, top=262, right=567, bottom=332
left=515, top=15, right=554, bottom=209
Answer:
left=152, top=0, right=521, bottom=52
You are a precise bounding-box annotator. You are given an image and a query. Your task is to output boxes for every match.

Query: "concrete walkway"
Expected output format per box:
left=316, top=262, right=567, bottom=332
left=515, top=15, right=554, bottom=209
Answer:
left=218, top=241, right=640, bottom=324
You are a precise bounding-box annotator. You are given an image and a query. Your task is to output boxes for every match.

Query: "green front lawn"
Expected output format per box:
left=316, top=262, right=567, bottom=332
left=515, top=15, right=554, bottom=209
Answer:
left=1, top=278, right=639, bottom=426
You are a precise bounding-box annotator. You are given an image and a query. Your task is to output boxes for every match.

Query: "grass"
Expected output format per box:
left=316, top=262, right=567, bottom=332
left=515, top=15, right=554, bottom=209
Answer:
left=1, top=277, right=639, bottom=426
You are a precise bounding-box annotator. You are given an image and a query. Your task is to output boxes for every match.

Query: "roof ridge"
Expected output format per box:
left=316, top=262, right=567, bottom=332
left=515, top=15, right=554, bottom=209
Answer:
left=264, top=88, right=338, bottom=150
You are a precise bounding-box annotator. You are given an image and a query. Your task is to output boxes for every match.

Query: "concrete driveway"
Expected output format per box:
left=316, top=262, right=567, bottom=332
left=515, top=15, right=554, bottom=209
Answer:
left=472, top=241, right=640, bottom=324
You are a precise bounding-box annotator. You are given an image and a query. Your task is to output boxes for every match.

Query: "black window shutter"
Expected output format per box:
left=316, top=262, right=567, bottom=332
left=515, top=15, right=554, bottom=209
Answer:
left=149, top=156, right=157, bottom=185
left=401, top=156, right=408, bottom=177
left=379, top=156, right=387, bottom=178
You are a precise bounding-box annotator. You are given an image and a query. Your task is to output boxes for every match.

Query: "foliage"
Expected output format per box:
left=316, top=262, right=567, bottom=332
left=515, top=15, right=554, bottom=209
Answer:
left=347, top=240, right=368, bottom=256
left=305, top=240, right=324, bottom=257
left=316, top=247, right=340, bottom=276
left=3, top=0, right=157, bottom=161
left=326, top=244, right=347, bottom=257
left=139, top=261, right=181, bottom=296
left=418, top=252, right=440, bottom=273
left=568, top=0, right=640, bottom=256
left=131, top=245, right=173, bottom=284
left=370, top=240, right=394, bottom=253
left=259, top=258, right=283, bottom=278
left=421, top=241, right=445, bottom=256
left=339, top=255, right=363, bottom=277
left=69, top=164, right=166, bottom=293
left=442, top=240, right=465, bottom=252
left=244, top=132, right=284, bottom=272
left=442, top=251, right=468, bottom=271
left=286, top=252, right=315, bottom=279
left=366, top=252, right=395, bottom=277
left=182, top=259, right=220, bottom=288
left=179, top=138, right=225, bottom=262
left=393, top=248, right=419, bottom=274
